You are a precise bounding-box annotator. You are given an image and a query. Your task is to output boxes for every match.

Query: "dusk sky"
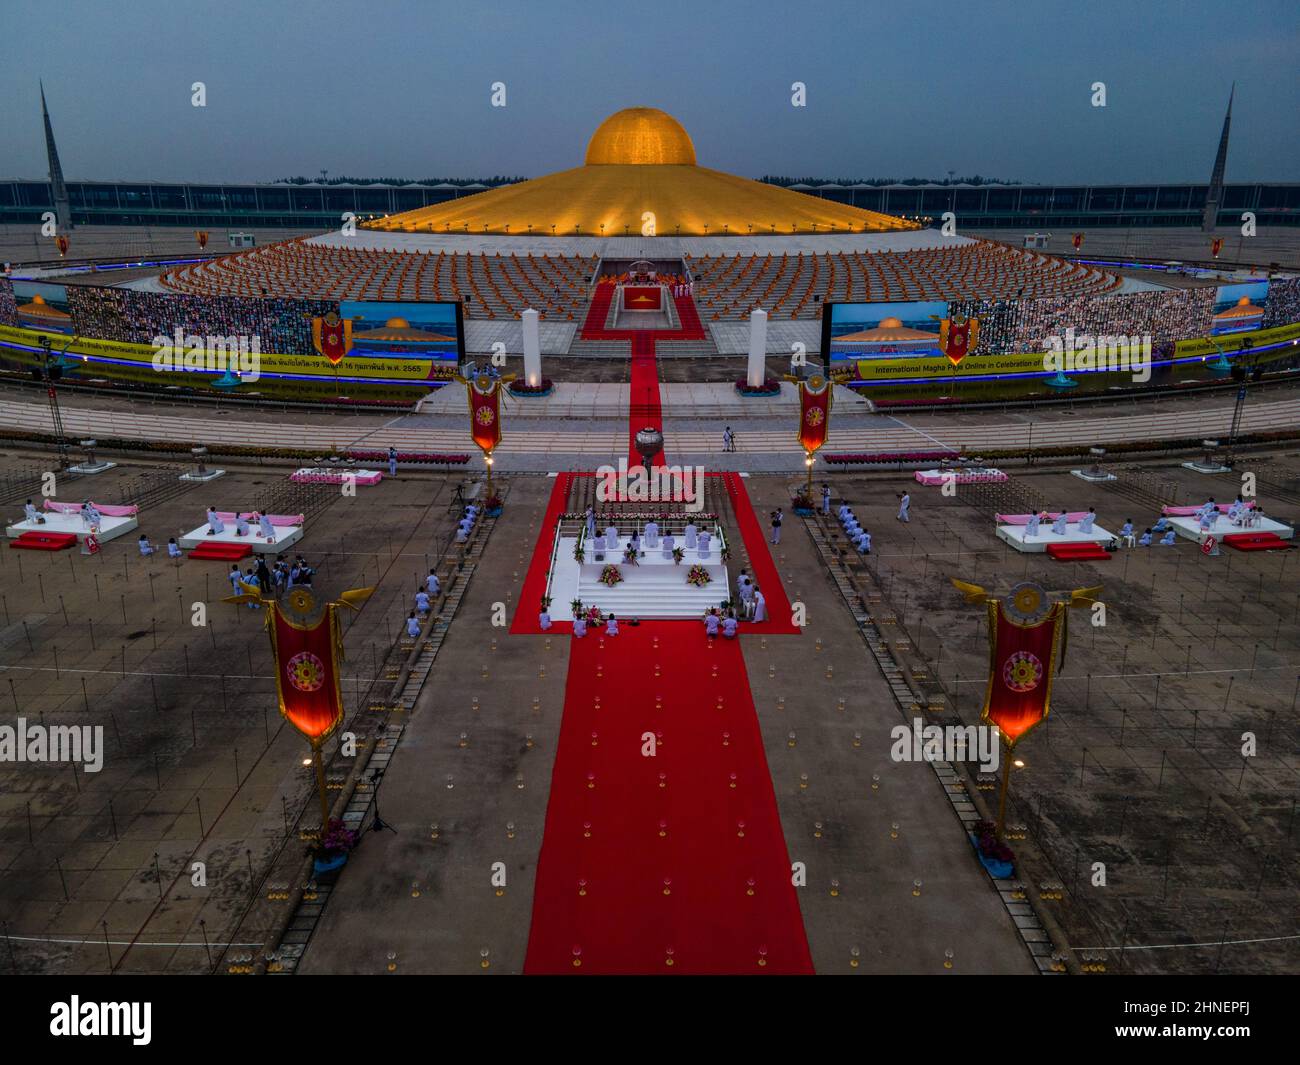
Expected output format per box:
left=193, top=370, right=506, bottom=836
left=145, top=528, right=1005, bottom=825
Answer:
left=2, top=0, right=1296, bottom=185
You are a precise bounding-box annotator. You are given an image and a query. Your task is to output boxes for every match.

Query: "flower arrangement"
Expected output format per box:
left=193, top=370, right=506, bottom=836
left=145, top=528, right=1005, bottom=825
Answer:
left=509, top=377, right=554, bottom=396
left=791, top=492, right=815, bottom=514
left=734, top=376, right=781, bottom=396
left=686, top=564, right=712, bottom=587
left=599, top=564, right=623, bottom=587
left=972, top=821, right=1015, bottom=866
left=558, top=512, right=720, bottom=523
left=570, top=598, right=584, bottom=618
left=671, top=547, right=685, bottom=565
left=317, top=818, right=358, bottom=859
left=540, top=596, right=552, bottom=610
left=623, top=544, right=639, bottom=565
left=585, top=604, right=603, bottom=624
left=482, top=494, right=504, bottom=516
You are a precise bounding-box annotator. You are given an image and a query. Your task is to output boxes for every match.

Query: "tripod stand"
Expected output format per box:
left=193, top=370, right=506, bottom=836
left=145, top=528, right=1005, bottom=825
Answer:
left=369, top=767, right=397, bottom=835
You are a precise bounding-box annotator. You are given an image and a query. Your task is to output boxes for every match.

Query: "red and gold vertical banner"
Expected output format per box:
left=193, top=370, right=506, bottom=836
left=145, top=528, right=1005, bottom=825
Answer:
left=268, top=600, right=346, bottom=744
left=1211, top=237, right=1224, bottom=258
left=311, top=311, right=353, bottom=366
left=55, top=235, right=69, bottom=257
left=981, top=598, right=1067, bottom=748
left=467, top=372, right=503, bottom=454
left=196, top=230, right=209, bottom=250
left=1071, top=232, right=1084, bottom=251
left=797, top=373, right=832, bottom=454
left=939, top=315, right=980, bottom=367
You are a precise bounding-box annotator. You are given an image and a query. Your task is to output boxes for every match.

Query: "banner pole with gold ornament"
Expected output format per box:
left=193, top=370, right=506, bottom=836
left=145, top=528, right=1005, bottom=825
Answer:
left=951, top=578, right=1102, bottom=839
left=789, top=371, right=832, bottom=494
left=455, top=370, right=514, bottom=497
left=225, top=581, right=374, bottom=830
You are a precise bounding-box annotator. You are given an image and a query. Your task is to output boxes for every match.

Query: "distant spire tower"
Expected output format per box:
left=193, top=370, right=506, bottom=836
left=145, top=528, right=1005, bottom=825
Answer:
left=41, top=81, right=74, bottom=233
left=1201, top=84, right=1233, bottom=233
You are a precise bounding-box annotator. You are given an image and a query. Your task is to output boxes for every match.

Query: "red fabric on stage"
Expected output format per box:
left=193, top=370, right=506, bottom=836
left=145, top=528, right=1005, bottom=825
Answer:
left=524, top=620, right=812, bottom=975
left=10, top=531, right=77, bottom=550
left=623, top=285, right=662, bottom=310
left=722, top=473, right=801, bottom=634
left=511, top=473, right=575, bottom=636
left=628, top=334, right=664, bottom=467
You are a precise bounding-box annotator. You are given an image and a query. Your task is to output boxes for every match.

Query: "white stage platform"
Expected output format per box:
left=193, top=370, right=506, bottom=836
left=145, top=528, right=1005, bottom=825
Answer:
left=177, top=523, right=303, bottom=555
left=997, top=522, right=1115, bottom=554
left=1167, top=513, right=1294, bottom=545
left=6, top=512, right=138, bottom=544
left=547, top=534, right=730, bottom=618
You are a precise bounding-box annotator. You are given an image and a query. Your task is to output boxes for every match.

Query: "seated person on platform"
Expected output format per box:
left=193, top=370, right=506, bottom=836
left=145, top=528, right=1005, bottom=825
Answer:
left=838, top=503, right=851, bottom=522
left=455, top=521, right=470, bottom=543
left=629, top=530, right=641, bottom=555
left=644, top=520, right=659, bottom=547
left=1198, top=508, right=1215, bottom=532
left=1159, top=529, right=1177, bottom=546
left=661, top=534, right=675, bottom=559
left=415, top=588, right=431, bottom=616
left=1078, top=508, right=1096, bottom=534
left=1051, top=511, right=1069, bottom=536
left=83, top=502, right=103, bottom=528
left=573, top=614, right=587, bottom=638
left=605, top=613, right=619, bottom=636
left=257, top=511, right=276, bottom=541
left=234, top=514, right=251, bottom=537
left=1138, top=529, right=1153, bottom=547
left=722, top=611, right=738, bottom=639
left=1152, top=516, right=1171, bottom=533
left=406, top=611, right=421, bottom=639
left=605, top=523, right=619, bottom=550
left=426, top=569, right=441, bottom=596
left=167, top=537, right=182, bottom=559
left=206, top=507, right=226, bottom=535
left=138, top=535, right=155, bottom=556
left=1120, top=519, right=1134, bottom=539
left=704, top=609, right=720, bottom=638
left=697, top=530, right=712, bottom=558
left=1227, top=497, right=1246, bottom=524
left=1198, top=497, right=1216, bottom=518
left=23, top=499, right=43, bottom=524
left=538, top=601, right=552, bottom=631
left=1025, top=511, right=1041, bottom=537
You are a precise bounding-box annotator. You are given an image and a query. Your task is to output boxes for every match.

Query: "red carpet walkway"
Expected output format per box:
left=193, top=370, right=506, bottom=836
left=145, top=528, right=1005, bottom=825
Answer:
left=523, top=620, right=813, bottom=974
left=628, top=333, right=664, bottom=466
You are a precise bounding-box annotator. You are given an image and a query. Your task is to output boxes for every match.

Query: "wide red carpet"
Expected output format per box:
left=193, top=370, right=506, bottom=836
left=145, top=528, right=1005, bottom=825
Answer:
left=523, top=620, right=812, bottom=974
left=511, top=473, right=575, bottom=636
left=628, top=333, right=664, bottom=465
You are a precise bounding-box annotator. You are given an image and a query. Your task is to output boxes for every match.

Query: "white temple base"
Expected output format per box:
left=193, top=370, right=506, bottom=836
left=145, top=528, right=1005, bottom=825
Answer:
left=547, top=535, right=730, bottom=618
left=996, top=522, right=1114, bottom=554
left=177, top=523, right=303, bottom=554
left=6, top=512, right=138, bottom=544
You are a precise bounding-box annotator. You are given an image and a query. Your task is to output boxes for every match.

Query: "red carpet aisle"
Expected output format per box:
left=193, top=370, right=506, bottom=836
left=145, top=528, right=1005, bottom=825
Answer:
left=523, top=621, right=813, bottom=974
left=580, top=282, right=616, bottom=339
left=628, top=333, right=664, bottom=464
left=723, top=473, right=801, bottom=635
left=511, top=473, right=575, bottom=636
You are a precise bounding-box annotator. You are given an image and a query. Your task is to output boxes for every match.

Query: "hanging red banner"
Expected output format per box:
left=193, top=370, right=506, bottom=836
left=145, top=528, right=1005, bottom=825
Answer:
left=1071, top=233, right=1084, bottom=251
left=1211, top=238, right=1224, bottom=258
left=797, top=374, right=832, bottom=454
left=311, top=311, right=353, bottom=366
left=268, top=602, right=345, bottom=743
left=196, top=230, right=209, bottom=250
left=981, top=599, right=1067, bottom=748
left=939, top=316, right=980, bottom=367
left=467, top=373, right=503, bottom=454
left=55, top=235, right=69, bottom=256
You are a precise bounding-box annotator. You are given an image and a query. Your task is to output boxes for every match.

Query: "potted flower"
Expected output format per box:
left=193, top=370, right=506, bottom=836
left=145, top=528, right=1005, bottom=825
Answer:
left=671, top=546, right=685, bottom=565
left=970, top=820, right=1015, bottom=879
left=573, top=540, right=586, bottom=563
left=791, top=492, right=815, bottom=517
left=483, top=494, right=504, bottom=518
left=623, top=544, right=639, bottom=565
left=313, top=817, right=358, bottom=875
left=686, top=564, right=712, bottom=587
left=599, top=564, right=623, bottom=587
left=570, top=598, right=584, bottom=618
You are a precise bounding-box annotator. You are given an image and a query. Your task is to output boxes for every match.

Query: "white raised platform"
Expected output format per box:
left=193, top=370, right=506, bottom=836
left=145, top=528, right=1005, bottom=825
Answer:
left=177, top=523, right=303, bottom=555
left=6, top=512, right=138, bottom=544
left=997, top=522, right=1114, bottom=554
left=547, top=534, right=729, bottom=618
left=1167, top=513, right=1294, bottom=545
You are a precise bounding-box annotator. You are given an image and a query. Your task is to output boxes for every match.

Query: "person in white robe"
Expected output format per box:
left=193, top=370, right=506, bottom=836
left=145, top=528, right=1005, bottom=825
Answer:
left=837, top=503, right=851, bottom=523
left=704, top=611, right=720, bottom=638
left=1198, top=509, right=1214, bottom=533
left=256, top=512, right=276, bottom=541
left=426, top=570, right=441, bottom=596
left=1051, top=512, right=1068, bottom=536
left=539, top=607, right=552, bottom=631
left=722, top=613, right=738, bottom=639
left=235, top=515, right=251, bottom=537
left=1025, top=512, right=1041, bottom=538
left=23, top=500, right=40, bottom=523
left=661, top=534, right=675, bottom=560
left=896, top=493, right=910, bottom=523
left=207, top=507, right=226, bottom=535
left=573, top=615, right=588, bottom=638
left=415, top=589, right=431, bottom=615
left=167, top=538, right=182, bottom=559
left=1159, top=529, right=1177, bottom=546
left=406, top=612, right=421, bottom=638
left=821, top=484, right=832, bottom=515
left=644, top=520, right=659, bottom=548
left=605, top=613, right=619, bottom=636
left=855, top=529, right=872, bottom=553
left=605, top=524, right=619, bottom=550
left=697, top=530, right=711, bottom=558
left=752, top=588, right=768, bottom=623
left=1079, top=509, right=1096, bottom=534
left=584, top=507, right=596, bottom=540
left=684, top=522, right=698, bottom=549
left=228, top=565, right=242, bottom=593
left=455, top=524, right=470, bottom=543
left=138, top=535, right=155, bottom=556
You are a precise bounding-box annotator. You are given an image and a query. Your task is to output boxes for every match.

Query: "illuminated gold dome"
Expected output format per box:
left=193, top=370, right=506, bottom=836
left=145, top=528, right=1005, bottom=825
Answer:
left=585, top=107, right=696, bottom=166
left=365, top=106, right=917, bottom=237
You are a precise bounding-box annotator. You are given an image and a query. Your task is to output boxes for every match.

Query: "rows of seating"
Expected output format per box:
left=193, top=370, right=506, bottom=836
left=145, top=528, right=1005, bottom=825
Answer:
left=161, top=239, right=599, bottom=320
left=684, top=242, right=1121, bottom=320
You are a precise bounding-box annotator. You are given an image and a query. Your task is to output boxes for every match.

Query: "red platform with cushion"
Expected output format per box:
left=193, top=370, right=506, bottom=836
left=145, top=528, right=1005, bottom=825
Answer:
left=188, top=541, right=253, bottom=561
left=9, top=530, right=78, bottom=551
left=1045, top=542, right=1111, bottom=561
left=1222, top=532, right=1294, bottom=552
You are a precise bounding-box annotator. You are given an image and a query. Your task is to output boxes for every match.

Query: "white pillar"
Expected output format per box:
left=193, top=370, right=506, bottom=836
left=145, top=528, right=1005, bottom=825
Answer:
left=522, top=308, right=542, bottom=387
left=747, top=308, right=768, bottom=387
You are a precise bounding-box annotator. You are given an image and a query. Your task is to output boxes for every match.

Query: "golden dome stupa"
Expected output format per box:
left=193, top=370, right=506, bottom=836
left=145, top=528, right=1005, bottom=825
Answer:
left=364, top=107, right=915, bottom=237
